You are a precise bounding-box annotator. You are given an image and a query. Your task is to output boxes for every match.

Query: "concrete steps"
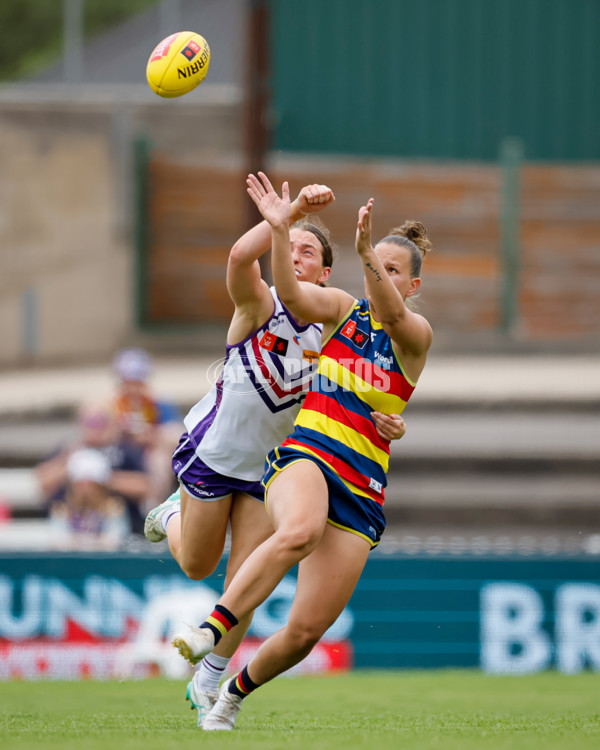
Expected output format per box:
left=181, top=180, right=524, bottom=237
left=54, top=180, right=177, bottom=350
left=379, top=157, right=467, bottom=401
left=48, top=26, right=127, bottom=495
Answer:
left=2, top=406, right=598, bottom=535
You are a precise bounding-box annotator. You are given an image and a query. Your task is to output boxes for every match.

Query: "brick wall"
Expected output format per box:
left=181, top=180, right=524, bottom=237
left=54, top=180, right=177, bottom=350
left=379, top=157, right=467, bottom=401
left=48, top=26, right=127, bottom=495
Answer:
left=519, top=167, right=600, bottom=340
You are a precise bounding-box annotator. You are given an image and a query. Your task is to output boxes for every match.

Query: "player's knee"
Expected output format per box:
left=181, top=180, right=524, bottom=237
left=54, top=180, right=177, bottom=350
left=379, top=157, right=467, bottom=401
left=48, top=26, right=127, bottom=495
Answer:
left=276, top=523, right=322, bottom=558
left=179, top=554, right=218, bottom=581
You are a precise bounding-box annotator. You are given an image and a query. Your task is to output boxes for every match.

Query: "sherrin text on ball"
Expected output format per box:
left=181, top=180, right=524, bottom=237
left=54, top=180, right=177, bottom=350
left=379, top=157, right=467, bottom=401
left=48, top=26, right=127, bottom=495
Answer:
left=146, top=31, right=210, bottom=98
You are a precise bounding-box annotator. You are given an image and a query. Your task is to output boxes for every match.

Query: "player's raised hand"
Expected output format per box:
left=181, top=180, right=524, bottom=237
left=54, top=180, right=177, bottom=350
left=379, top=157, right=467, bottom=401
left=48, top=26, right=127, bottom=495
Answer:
left=356, top=197, right=375, bottom=257
left=246, top=172, right=290, bottom=227
left=295, top=184, right=335, bottom=215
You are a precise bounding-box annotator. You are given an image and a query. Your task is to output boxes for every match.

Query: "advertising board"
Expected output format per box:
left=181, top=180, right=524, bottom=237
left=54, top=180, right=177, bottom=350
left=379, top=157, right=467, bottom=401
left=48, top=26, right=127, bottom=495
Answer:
left=1, top=552, right=598, bottom=679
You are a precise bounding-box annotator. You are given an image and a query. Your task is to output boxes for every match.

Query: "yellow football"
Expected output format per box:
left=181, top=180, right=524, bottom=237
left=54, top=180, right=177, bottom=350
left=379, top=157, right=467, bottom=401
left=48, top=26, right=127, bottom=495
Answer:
left=146, top=31, right=210, bottom=98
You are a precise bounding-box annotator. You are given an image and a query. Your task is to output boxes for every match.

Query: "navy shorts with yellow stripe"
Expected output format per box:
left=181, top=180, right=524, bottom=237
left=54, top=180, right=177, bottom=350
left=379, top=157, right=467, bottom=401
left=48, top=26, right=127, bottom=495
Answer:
left=262, top=446, right=386, bottom=548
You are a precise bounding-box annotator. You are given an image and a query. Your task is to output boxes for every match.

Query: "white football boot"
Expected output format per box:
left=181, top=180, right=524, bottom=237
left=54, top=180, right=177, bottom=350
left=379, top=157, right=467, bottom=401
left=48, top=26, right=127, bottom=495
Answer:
left=201, top=677, right=243, bottom=731
left=186, top=672, right=219, bottom=727
left=172, top=625, right=215, bottom=665
left=143, top=489, right=181, bottom=542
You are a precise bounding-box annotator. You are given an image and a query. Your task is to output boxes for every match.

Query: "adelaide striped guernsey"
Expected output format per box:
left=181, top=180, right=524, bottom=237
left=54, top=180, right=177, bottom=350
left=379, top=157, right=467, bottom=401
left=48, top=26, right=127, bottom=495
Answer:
left=281, top=298, right=416, bottom=505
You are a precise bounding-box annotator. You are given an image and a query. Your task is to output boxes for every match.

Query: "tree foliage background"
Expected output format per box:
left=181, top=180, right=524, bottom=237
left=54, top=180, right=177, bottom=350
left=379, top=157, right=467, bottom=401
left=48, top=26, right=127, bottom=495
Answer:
left=0, top=0, right=158, bottom=81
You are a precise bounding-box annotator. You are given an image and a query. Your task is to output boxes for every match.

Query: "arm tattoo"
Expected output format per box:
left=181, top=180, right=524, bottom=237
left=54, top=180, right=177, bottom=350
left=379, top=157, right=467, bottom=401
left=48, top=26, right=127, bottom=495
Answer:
left=365, top=261, right=383, bottom=282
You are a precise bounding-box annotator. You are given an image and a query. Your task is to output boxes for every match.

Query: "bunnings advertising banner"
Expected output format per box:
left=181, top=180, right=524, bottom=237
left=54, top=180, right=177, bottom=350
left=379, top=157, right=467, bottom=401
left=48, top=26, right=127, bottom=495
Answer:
left=0, top=552, right=598, bottom=680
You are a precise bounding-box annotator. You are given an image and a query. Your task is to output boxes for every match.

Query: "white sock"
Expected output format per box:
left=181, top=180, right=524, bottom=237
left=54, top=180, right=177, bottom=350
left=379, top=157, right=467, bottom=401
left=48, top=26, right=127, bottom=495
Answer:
left=193, top=652, right=232, bottom=692
left=161, top=509, right=180, bottom=533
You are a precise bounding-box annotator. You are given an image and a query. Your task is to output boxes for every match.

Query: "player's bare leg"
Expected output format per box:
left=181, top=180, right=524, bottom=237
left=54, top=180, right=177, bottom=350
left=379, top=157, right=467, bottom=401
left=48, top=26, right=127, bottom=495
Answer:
left=189, top=492, right=274, bottom=718
left=218, top=461, right=329, bottom=616
left=178, top=487, right=233, bottom=580
left=202, top=525, right=369, bottom=730
left=148, top=486, right=233, bottom=580
left=174, top=461, right=329, bottom=665
left=242, top=525, right=369, bottom=683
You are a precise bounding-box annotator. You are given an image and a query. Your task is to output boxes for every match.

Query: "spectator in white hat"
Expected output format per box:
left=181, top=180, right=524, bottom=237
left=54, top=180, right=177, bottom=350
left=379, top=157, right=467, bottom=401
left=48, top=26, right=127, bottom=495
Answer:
left=35, top=401, right=151, bottom=535
left=48, top=448, right=130, bottom=549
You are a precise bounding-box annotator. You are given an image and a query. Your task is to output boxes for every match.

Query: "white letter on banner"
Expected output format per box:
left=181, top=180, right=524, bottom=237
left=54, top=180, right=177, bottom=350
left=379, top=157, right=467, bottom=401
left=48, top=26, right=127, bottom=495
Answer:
left=556, top=584, right=600, bottom=673
left=480, top=583, right=551, bottom=674
left=0, top=575, right=43, bottom=639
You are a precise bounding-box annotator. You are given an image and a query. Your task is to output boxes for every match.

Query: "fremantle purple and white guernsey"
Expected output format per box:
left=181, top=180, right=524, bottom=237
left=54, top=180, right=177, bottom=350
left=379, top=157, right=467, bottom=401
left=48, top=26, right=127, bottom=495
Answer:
left=183, top=288, right=322, bottom=481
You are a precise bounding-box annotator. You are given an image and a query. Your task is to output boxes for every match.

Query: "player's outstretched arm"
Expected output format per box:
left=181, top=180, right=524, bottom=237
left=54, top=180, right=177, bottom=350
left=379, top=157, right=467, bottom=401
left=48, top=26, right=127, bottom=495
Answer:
left=227, top=180, right=334, bottom=310
left=247, top=172, right=350, bottom=326
left=355, top=198, right=432, bottom=359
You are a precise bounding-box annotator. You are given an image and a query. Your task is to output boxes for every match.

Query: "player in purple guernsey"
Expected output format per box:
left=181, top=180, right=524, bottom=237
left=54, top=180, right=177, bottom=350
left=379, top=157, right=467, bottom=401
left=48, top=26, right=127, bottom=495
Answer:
left=144, top=179, right=408, bottom=724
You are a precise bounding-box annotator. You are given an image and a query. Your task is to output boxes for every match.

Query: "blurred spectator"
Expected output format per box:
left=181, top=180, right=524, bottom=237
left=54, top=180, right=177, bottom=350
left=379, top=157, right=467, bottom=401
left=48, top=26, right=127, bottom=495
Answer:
left=35, top=401, right=151, bottom=535
left=0, top=499, right=11, bottom=524
left=48, top=448, right=130, bottom=550
left=111, top=348, right=181, bottom=506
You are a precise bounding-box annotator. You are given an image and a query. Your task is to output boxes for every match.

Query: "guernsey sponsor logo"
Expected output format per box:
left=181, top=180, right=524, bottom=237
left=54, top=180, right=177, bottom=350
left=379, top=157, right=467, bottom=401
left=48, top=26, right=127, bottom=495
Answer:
left=302, top=349, right=320, bottom=363
left=373, top=351, right=393, bottom=370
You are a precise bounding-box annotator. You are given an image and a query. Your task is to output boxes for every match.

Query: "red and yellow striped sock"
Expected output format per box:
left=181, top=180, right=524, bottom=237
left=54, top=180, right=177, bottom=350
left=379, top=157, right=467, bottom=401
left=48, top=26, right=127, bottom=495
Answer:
left=201, top=604, right=238, bottom=646
left=228, top=665, right=261, bottom=699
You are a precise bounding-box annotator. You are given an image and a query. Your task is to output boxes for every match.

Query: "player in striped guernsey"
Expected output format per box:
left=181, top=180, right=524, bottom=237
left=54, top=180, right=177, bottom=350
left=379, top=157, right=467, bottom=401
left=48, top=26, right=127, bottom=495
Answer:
left=147, top=180, right=407, bottom=724
left=185, top=172, right=433, bottom=731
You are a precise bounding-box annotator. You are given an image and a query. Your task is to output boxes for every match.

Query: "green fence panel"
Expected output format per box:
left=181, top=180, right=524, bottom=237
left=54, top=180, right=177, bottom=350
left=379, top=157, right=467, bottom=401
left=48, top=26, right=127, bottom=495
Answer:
left=270, top=0, right=600, bottom=160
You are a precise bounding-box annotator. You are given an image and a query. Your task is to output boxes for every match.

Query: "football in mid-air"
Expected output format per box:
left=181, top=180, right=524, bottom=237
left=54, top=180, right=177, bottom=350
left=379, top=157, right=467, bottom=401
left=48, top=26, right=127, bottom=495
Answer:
left=146, top=31, right=210, bottom=98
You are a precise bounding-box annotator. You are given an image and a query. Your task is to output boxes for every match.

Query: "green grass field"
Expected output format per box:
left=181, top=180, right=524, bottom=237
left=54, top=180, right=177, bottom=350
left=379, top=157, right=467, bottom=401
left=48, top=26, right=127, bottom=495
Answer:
left=1, top=670, right=599, bottom=750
